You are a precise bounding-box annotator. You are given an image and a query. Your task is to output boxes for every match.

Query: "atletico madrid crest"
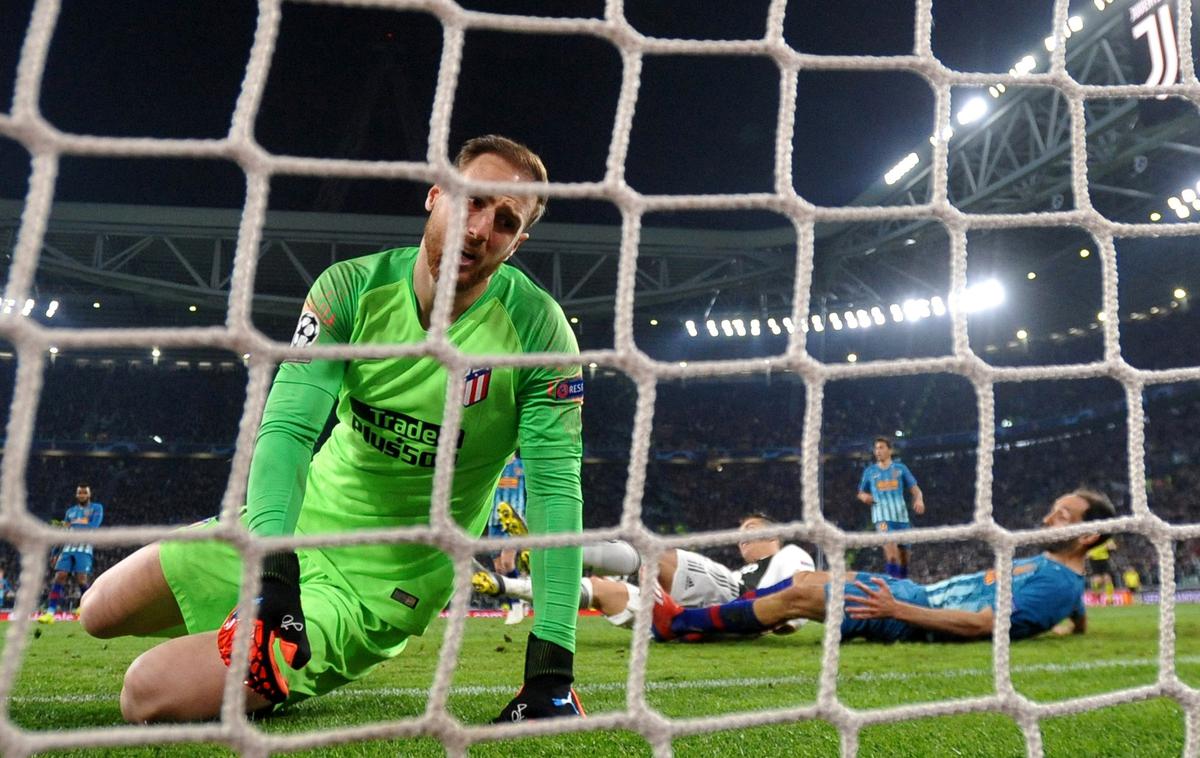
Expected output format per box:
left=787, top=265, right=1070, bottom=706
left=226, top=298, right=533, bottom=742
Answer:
left=463, top=367, right=492, bottom=406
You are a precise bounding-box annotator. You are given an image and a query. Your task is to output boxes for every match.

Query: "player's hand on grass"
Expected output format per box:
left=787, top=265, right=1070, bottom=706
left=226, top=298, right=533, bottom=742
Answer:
left=217, top=552, right=311, bottom=704
left=845, top=577, right=899, bottom=619
left=494, top=633, right=584, bottom=723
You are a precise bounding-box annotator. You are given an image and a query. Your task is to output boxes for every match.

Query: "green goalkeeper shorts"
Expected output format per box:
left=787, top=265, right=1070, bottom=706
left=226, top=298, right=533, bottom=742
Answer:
left=159, top=526, right=416, bottom=702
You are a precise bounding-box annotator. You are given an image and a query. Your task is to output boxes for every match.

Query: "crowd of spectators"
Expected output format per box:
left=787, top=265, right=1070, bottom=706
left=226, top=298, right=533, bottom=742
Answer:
left=0, top=307, right=1197, bottom=606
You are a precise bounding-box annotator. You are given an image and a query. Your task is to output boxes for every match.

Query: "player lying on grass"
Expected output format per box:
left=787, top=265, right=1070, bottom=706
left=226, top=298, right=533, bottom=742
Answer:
left=80, top=135, right=587, bottom=724
left=475, top=513, right=815, bottom=632
left=652, top=490, right=1114, bottom=643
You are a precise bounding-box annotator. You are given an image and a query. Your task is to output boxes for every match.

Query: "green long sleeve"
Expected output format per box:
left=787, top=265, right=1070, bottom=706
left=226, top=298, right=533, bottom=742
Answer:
left=243, top=362, right=342, bottom=537
left=521, top=453, right=583, bottom=653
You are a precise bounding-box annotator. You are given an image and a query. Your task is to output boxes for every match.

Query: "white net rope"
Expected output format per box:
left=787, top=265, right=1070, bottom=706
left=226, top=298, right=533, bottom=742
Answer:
left=1, top=0, right=1199, bottom=755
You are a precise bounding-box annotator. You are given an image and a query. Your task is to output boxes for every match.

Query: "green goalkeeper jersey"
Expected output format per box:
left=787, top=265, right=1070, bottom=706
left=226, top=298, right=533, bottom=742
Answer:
left=243, top=246, right=584, bottom=641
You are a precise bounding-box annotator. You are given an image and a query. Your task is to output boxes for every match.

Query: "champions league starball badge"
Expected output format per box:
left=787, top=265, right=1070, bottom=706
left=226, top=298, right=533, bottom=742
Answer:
left=292, top=309, right=321, bottom=348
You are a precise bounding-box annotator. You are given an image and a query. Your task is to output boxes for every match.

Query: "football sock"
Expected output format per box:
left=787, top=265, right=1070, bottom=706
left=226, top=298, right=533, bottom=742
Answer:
left=671, top=598, right=769, bottom=637
left=884, top=562, right=900, bottom=578
left=503, top=576, right=533, bottom=601
left=47, top=583, right=63, bottom=612
left=582, top=541, right=641, bottom=575
left=740, top=575, right=794, bottom=599
left=578, top=577, right=594, bottom=610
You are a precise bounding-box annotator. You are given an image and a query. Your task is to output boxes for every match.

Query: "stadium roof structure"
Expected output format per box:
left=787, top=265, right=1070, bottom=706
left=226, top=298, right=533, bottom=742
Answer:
left=0, top=0, right=1197, bottom=350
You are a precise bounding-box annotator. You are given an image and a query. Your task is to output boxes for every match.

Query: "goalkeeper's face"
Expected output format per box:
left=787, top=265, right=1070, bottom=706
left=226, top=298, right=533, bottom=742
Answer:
left=75, top=486, right=91, bottom=504
left=422, top=152, right=538, bottom=295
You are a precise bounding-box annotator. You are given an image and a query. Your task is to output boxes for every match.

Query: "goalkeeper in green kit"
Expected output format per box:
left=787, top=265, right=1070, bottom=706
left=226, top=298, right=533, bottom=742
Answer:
left=80, top=135, right=586, bottom=724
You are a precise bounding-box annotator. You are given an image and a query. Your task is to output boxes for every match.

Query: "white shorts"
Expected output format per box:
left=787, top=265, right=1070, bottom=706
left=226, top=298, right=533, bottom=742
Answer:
left=670, top=549, right=743, bottom=607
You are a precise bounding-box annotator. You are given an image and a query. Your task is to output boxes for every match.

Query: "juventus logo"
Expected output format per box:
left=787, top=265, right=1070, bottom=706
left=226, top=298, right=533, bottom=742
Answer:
left=1131, top=1, right=1179, bottom=99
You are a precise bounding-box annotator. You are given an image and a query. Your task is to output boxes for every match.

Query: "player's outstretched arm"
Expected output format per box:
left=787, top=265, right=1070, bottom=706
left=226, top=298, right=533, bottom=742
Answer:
left=846, top=577, right=992, bottom=639
left=494, top=454, right=585, bottom=722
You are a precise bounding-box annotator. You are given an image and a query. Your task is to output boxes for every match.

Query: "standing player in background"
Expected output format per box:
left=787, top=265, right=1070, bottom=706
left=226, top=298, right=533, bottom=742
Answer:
left=80, top=135, right=586, bottom=724
left=39, top=484, right=104, bottom=623
left=857, top=437, right=925, bottom=579
left=1086, top=537, right=1117, bottom=604
left=486, top=453, right=531, bottom=622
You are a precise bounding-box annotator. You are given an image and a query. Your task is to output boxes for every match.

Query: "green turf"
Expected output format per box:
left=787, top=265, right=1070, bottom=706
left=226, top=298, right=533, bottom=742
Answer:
left=4, top=603, right=1197, bottom=756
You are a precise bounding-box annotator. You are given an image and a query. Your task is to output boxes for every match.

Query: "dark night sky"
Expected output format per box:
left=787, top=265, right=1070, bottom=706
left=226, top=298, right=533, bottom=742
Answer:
left=0, top=0, right=1071, bottom=223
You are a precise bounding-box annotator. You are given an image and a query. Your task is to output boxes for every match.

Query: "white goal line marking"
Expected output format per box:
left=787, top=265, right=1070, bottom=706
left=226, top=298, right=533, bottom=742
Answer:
left=13, top=655, right=1199, bottom=705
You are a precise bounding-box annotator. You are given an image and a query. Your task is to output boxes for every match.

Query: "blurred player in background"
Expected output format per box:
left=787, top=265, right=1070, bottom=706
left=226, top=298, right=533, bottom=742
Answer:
left=476, top=513, right=815, bottom=634
left=857, top=436, right=925, bottom=579
left=1086, top=537, right=1117, bottom=604
left=81, top=135, right=587, bottom=724
left=654, top=490, right=1113, bottom=644
left=39, top=483, right=103, bottom=624
left=485, top=453, right=531, bottom=622
left=1122, top=565, right=1141, bottom=602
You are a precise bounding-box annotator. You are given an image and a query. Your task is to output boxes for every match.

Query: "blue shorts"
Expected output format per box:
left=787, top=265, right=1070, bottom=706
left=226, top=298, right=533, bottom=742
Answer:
left=875, top=520, right=912, bottom=549
left=54, top=550, right=94, bottom=575
left=836, top=572, right=929, bottom=642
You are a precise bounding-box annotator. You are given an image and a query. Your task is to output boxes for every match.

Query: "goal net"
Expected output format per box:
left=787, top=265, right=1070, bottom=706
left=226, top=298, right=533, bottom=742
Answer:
left=1, top=0, right=1198, bottom=756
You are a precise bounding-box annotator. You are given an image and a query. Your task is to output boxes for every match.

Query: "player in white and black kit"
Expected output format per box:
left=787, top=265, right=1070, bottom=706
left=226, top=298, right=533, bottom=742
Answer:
left=475, top=513, right=815, bottom=632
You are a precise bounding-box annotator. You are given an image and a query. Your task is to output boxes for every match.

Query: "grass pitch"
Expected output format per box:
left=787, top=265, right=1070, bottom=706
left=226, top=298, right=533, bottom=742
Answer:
left=6, top=604, right=1197, bottom=756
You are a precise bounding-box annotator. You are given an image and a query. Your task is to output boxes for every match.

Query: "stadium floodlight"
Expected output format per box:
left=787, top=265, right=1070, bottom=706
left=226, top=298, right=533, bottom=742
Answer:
left=588, top=362, right=598, bottom=369
left=720, top=319, right=733, bottom=337
left=45, top=300, right=59, bottom=318
left=1184, top=189, right=1197, bottom=203
left=1168, top=196, right=1182, bottom=209
left=152, top=435, right=163, bottom=444
left=1080, top=248, right=1091, bottom=258
left=829, top=313, right=843, bottom=330
left=783, top=316, right=795, bottom=334
left=844, top=311, right=859, bottom=329
left=956, top=97, right=989, bottom=125
left=960, top=279, right=1006, bottom=312
left=48, top=346, right=58, bottom=355
left=902, top=299, right=921, bottom=321
left=1092, top=0, right=1104, bottom=10
left=767, top=317, right=781, bottom=335
left=884, top=152, right=920, bottom=185
left=1027, top=271, right=1037, bottom=280
left=750, top=319, right=760, bottom=336
left=685, top=320, right=698, bottom=337
left=706, top=319, right=718, bottom=337
left=1068, top=15, right=1083, bottom=32
left=1012, top=55, right=1037, bottom=75
left=930, top=296, right=947, bottom=316
left=1174, top=287, right=1187, bottom=299
left=649, top=318, right=658, bottom=326
left=151, top=347, right=161, bottom=357
left=732, top=319, right=746, bottom=337
left=1149, top=212, right=1161, bottom=222
left=807, top=315, right=821, bottom=332
left=856, top=309, right=871, bottom=329
left=188, top=305, right=198, bottom=312
left=870, top=306, right=886, bottom=325
left=1175, top=205, right=1191, bottom=219
left=847, top=353, right=858, bottom=363
left=889, top=303, right=904, bottom=322
left=1016, top=329, right=1028, bottom=340
left=92, top=301, right=101, bottom=309
left=569, top=316, right=579, bottom=324
left=20, top=299, right=34, bottom=317
left=1097, top=311, right=1107, bottom=322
